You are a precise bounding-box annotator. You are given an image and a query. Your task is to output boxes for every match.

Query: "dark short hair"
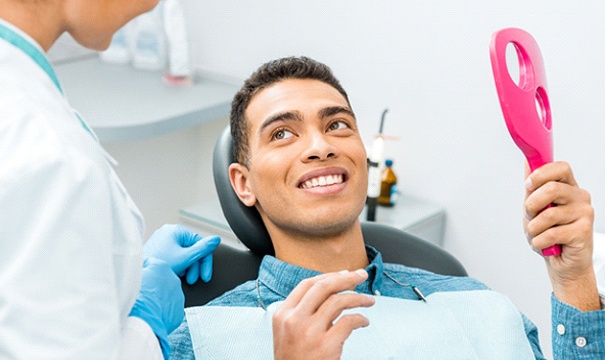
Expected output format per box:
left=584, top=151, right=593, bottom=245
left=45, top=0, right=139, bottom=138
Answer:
left=230, top=56, right=350, bottom=166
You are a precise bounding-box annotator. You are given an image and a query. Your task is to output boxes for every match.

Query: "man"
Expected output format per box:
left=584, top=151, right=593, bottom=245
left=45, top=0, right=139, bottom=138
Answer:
left=169, top=56, right=604, bottom=359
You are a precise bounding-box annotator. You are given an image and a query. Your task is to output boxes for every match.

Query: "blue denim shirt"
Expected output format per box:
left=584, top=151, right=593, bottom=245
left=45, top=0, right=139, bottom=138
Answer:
left=169, top=246, right=605, bottom=359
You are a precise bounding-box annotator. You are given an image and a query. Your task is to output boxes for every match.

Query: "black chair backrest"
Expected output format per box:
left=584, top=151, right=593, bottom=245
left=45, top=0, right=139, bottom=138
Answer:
left=182, top=126, right=467, bottom=307
left=182, top=243, right=261, bottom=307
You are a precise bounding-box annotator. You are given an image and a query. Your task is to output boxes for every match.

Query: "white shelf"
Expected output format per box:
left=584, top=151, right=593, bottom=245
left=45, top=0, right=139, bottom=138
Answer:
left=54, top=57, right=239, bottom=142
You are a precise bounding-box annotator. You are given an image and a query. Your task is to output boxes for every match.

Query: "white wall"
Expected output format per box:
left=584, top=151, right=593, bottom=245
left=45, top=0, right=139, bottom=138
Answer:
left=181, top=1, right=605, bottom=356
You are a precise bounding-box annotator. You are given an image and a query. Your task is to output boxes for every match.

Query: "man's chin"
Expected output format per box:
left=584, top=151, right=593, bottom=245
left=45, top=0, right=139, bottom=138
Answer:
left=294, top=216, right=360, bottom=238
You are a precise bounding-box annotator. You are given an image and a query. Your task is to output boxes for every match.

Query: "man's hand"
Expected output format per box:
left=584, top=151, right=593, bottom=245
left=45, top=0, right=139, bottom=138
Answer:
left=524, top=161, right=599, bottom=311
left=272, top=270, right=376, bottom=360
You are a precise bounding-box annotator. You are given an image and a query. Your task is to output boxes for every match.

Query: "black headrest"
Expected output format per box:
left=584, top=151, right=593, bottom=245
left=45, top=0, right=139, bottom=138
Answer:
left=210, top=127, right=468, bottom=277
left=212, top=126, right=275, bottom=256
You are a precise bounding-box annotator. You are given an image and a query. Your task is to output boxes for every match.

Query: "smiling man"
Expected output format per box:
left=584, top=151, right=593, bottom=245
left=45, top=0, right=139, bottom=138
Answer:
left=229, top=76, right=370, bottom=273
left=169, top=56, right=604, bottom=359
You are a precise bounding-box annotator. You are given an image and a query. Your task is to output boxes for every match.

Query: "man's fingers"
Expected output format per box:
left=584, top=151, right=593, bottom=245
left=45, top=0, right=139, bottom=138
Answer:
left=526, top=204, right=578, bottom=236
left=281, top=270, right=368, bottom=313
left=530, top=217, right=594, bottom=251
left=293, top=270, right=369, bottom=316
left=317, top=292, right=375, bottom=326
left=272, top=270, right=374, bottom=360
left=525, top=183, right=590, bottom=219
left=525, top=161, right=577, bottom=193
left=280, top=273, right=336, bottom=310
left=326, top=313, right=370, bottom=347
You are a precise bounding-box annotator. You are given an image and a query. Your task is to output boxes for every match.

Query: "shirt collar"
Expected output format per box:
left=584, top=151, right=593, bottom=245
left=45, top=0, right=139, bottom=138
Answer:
left=0, top=19, right=62, bottom=93
left=358, top=245, right=384, bottom=294
left=0, top=20, right=103, bottom=142
left=257, top=245, right=385, bottom=298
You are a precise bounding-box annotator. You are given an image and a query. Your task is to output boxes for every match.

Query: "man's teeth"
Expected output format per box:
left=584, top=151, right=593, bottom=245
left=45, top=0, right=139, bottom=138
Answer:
left=301, top=174, right=344, bottom=189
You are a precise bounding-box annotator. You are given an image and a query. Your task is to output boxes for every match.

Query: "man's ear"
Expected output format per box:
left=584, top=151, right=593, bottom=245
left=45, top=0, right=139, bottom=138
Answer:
left=229, top=163, right=257, bottom=207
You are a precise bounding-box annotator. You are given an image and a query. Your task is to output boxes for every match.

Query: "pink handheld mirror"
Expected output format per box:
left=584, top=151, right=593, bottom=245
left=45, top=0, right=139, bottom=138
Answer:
left=490, top=28, right=561, bottom=256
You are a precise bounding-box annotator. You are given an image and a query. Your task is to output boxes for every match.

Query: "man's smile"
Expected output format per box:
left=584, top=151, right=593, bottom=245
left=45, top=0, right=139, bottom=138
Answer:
left=299, top=174, right=344, bottom=189
left=297, top=167, right=349, bottom=190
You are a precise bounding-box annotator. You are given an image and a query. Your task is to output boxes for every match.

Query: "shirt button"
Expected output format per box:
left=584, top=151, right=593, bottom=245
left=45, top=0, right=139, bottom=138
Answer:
left=556, top=324, right=566, bottom=335
left=374, top=290, right=381, bottom=296
left=575, top=337, right=587, bottom=348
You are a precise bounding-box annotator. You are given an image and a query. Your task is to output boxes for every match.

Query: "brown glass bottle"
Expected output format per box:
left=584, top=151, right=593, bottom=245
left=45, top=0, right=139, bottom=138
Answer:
left=378, top=159, right=397, bottom=206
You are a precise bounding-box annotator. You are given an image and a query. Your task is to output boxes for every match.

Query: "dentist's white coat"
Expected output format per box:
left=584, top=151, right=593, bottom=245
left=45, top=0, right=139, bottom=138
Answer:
left=0, top=20, right=161, bottom=359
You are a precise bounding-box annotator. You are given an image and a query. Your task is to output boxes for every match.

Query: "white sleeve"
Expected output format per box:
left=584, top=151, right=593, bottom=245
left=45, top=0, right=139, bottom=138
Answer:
left=0, top=104, right=151, bottom=358
left=118, top=317, right=163, bottom=360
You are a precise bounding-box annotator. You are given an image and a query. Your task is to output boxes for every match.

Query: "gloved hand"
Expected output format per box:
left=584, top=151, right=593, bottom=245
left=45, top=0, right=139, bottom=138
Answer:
left=129, top=257, right=185, bottom=359
left=144, top=224, right=220, bottom=285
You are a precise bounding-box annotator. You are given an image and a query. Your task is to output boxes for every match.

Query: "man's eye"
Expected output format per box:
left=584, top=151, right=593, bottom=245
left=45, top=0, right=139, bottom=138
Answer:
left=328, top=120, right=349, bottom=131
left=272, top=128, right=293, bottom=140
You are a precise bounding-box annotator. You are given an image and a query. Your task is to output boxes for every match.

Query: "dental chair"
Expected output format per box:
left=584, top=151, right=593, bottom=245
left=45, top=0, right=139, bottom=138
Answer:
left=181, top=126, right=468, bottom=307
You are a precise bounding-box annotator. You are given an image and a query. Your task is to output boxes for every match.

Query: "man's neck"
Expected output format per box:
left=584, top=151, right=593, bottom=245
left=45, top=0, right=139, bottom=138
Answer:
left=270, top=221, right=369, bottom=273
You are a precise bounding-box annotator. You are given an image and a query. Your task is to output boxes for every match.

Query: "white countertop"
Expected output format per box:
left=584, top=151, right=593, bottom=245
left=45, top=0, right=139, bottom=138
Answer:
left=54, top=57, right=239, bottom=142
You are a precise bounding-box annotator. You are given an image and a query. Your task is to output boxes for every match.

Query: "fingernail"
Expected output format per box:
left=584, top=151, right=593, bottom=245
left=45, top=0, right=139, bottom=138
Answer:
left=355, top=269, right=368, bottom=277
left=525, top=177, right=534, bottom=191
left=202, top=270, right=212, bottom=283
left=207, top=236, right=221, bottom=246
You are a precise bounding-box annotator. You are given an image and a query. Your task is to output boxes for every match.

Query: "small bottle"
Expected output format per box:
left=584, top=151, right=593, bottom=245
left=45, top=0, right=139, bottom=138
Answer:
left=378, top=159, right=397, bottom=206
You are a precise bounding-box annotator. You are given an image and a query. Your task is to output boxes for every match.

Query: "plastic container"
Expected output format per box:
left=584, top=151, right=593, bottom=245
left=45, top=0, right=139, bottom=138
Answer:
left=378, top=159, right=397, bottom=206
left=163, top=0, right=191, bottom=79
left=131, top=5, right=166, bottom=71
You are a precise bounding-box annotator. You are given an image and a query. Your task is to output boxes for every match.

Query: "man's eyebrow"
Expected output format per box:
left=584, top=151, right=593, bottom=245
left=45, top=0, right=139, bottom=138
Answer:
left=257, top=106, right=355, bottom=134
left=318, top=106, right=356, bottom=120
left=258, top=110, right=303, bottom=134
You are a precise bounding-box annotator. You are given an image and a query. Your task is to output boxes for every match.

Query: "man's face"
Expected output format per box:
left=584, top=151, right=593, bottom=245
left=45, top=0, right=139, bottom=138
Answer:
left=229, top=78, right=368, bottom=239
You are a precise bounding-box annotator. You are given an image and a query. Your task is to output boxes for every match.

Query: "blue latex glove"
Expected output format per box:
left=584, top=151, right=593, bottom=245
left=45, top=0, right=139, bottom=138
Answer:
left=130, top=257, right=184, bottom=359
left=144, top=224, right=220, bottom=285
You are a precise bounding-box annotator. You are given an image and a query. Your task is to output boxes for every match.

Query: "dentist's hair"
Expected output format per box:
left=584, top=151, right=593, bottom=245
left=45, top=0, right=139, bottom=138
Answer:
left=230, top=56, right=351, bottom=167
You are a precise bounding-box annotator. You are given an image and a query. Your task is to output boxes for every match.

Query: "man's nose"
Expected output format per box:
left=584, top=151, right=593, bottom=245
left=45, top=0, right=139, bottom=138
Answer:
left=301, top=132, right=338, bottom=161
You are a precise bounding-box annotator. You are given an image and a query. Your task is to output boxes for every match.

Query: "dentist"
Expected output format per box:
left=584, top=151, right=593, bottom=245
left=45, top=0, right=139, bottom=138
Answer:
left=0, top=0, right=219, bottom=359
